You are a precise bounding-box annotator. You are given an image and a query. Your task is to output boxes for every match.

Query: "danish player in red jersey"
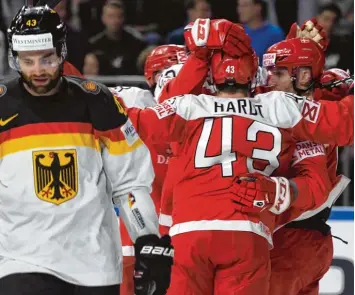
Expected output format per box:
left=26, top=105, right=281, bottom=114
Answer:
left=128, top=43, right=336, bottom=294
left=262, top=35, right=353, bottom=295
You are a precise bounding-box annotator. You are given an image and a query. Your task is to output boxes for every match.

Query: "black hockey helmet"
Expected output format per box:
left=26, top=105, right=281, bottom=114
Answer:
left=7, top=5, right=67, bottom=69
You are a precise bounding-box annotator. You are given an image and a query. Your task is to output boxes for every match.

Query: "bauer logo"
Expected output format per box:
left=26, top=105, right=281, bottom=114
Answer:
left=12, top=33, right=53, bottom=51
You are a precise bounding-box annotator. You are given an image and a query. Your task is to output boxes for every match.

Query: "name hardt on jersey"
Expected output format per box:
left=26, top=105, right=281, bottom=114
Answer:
left=214, top=99, right=264, bottom=118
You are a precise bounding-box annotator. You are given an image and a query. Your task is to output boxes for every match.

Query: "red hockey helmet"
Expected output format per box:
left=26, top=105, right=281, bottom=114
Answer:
left=263, top=38, right=325, bottom=80
left=144, top=45, right=187, bottom=87
left=211, top=50, right=258, bottom=86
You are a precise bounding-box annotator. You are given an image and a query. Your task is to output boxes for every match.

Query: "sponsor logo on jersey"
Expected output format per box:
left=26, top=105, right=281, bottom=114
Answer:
left=121, top=119, right=139, bottom=146
left=132, top=208, right=146, bottom=229
left=33, top=149, right=78, bottom=205
left=150, top=98, right=176, bottom=119
left=81, top=81, right=101, bottom=94
left=301, top=100, right=320, bottom=123
left=291, top=141, right=326, bottom=166
left=0, top=85, right=7, bottom=97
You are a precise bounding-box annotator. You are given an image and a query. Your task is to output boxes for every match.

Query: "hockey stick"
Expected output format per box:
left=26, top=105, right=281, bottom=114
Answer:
left=35, top=0, right=62, bottom=8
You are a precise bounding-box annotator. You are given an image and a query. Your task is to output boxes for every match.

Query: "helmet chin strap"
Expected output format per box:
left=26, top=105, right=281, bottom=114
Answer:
left=291, top=76, right=315, bottom=97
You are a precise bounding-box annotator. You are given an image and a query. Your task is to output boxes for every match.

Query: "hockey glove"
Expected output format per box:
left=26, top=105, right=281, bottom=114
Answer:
left=230, top=173, right=294, bottom=214
left=134, top=234, right=174, bottom=295
left=314, top=68, right=354, bottom=101
left=286, top=18, right=328, bottom=51
left=184, top=18, right=253, bottom=58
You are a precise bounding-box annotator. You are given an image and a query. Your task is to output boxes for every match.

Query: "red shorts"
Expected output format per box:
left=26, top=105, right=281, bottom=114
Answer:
left=167, top=231, right=270, bottom=295
left=270, top=227, right=333, bottom=295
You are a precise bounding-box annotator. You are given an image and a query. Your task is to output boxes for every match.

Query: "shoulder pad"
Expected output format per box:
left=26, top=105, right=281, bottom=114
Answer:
left=110, top=86, right=155, bottom=109
left=64, top=76, right=104, bottom=95
left=0, top=77, right=21, bottom=97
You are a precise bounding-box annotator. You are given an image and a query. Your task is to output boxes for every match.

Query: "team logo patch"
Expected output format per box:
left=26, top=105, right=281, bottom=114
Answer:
left=301, top=100, right=320, bottom=123
left=33, top=149, right=78, bottom=205
left=128, top=194, right=136, bottom=208
left=81, top=81, right=101, bottom=94
left=0, top=85, right=7, bottom=97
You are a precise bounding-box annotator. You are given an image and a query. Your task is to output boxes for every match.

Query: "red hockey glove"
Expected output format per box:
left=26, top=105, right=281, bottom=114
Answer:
left=313, top=68, right=354, bottom=101
left=230, top=173, right=294, bottom=214
left=184, top=18, right=252, bottom=58
left=286, top=18, right=328, bottom=51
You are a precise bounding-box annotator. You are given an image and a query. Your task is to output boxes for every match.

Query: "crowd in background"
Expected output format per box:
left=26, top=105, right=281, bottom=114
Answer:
left=0, top=0, right=353, bottom=204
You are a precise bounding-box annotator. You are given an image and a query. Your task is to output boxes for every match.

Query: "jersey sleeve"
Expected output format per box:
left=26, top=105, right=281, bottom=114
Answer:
left=275, top=141, right=332, bottom=228
left=158, top=53, right=209, bottom=103
left=289, top=141, right=332, bottom=211
left=88, top=85, right=159, bottom=242
left=128, top=96, right=190, bottom=144
left=293, top=94, right=354, bottom=146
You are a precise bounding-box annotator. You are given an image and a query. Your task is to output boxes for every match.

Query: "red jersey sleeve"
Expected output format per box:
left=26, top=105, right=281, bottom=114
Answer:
left=289, top=141, right=331, bottom=211
left=293, top=95, right=354, bottom=146
left=275, top=141, right=332, bottom=228
left=128, top=98, right=187, bottom=143
left=63, top=61, right=84, bottom=78
left=158, top=53, right=209, bottom=103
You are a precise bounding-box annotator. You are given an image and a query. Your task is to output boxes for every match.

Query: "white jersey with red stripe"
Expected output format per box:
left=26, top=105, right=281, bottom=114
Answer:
left=109, top=86, right=171, bottom=256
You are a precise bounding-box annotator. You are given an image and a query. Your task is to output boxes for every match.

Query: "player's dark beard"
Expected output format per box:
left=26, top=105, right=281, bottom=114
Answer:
left=22, top=69, right=61, bottom=95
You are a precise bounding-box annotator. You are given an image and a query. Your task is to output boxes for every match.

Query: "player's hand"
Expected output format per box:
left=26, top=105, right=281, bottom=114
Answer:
left=230, top=173, right=294, bottom=215
left=184, top=18, right=253, bottom=58
left=134, top=234, right=174, bottom=295
left=314, top=68, right=354, bottom=101
left=286, top=18, right=328, bottom=51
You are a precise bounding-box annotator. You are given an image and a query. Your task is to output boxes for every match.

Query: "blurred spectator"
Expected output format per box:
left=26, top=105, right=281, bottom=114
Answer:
left=88, top=0, right=147, bottom=75
left=55, top=0, right=89, bottom=72
left=316, top=3, right=354, bottom=71
left=0, top=18, right=7, bottom=77
left=166, top=0, right=212, bottom=45
left=78, top=0, right=105, bottom=38
left=83, top=52, right=111, bottom=76
left=237, top=0, right=284, bottom=64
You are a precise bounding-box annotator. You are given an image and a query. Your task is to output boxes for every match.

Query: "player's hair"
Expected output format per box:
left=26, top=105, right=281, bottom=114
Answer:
left=318, top=3, right=342, bottom=24
left=215, top=83, right=249, bottom=96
